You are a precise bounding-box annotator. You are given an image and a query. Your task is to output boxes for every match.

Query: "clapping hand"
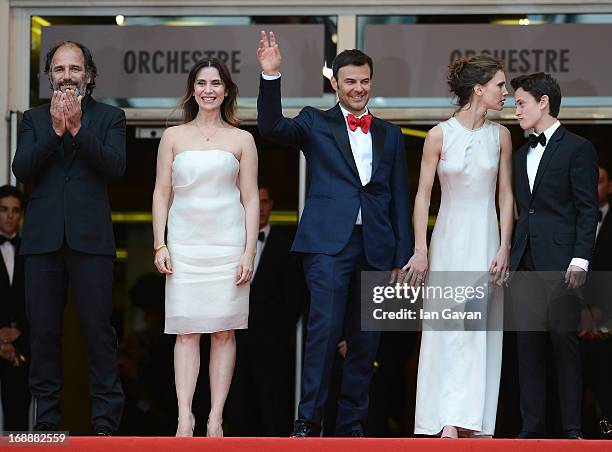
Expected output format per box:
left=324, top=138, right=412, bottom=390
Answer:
left=62, top=89, right=83, bottom=136
left=51, top=91, right=66, bottom=136
left=257, top=30, right=282, bottom=76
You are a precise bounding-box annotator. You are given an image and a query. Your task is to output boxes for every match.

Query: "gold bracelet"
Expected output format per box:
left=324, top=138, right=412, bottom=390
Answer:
left=153, top=244, right=167, bottom=255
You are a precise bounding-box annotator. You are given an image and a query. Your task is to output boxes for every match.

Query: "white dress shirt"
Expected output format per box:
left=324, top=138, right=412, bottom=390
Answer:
left=597, top=203, right=609, bottom=238
left=526, top=120, right=588, bottom=271
left=260, top=73, right=373, bottom=225
left=0, top=233, right=16, bottom=285
left=253, top=224, right=271, bottom=277
left=338, top=105, right=373, bottom=225
left=526, top=120, right=561, bottom=193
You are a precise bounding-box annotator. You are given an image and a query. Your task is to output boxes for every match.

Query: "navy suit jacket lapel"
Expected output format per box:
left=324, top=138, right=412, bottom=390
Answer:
left=369, top=117, right=385, bottom=178
left=327, top=104, right=360, bottom=179
left=530, top=126, right=565, bottom=201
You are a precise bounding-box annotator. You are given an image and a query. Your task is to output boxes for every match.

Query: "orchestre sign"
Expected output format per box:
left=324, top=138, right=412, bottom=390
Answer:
left=364, top=24, right=612, bottom=97
left=39, top=25, right=325, bottom=98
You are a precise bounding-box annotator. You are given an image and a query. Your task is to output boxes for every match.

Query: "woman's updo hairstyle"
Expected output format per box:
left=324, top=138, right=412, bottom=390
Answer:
left=447, top=55, right=504, bottom=109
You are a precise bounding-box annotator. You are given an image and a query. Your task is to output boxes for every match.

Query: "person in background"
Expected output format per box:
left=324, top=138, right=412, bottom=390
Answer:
left=579, top=159, right=612, bottom=439
left=226, top=185, right=305, bottom=436
left=0, top=185, right=29, bottom=431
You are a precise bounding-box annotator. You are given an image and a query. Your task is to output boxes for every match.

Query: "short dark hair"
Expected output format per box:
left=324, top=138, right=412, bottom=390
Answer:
left=44, top=41, right=98, bottom=95
left=0, top=185, right=24, bottom=209
left=510, top=72, right=562, bottom=118
left=259, top=185, right=272, bottom=198
left=332, top=49, right=373, bottom=79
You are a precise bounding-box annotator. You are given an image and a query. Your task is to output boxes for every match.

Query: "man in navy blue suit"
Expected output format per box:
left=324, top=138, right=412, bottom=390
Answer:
left=257, top=31, right=413, bottom=437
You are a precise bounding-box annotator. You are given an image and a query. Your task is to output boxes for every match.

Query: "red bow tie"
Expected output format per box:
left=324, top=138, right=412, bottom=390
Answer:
left=347, top=113, right=372, bottom=134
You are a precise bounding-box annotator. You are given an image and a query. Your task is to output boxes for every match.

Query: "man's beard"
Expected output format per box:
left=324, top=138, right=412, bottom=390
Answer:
left=52, top=79, right=87, bottom=97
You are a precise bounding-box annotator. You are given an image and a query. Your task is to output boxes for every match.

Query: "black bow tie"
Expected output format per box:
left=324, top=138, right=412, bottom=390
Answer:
left=0, top=235, right=18, bottom=246
left=528, top=132, right=547, bottom=148
left=258, top=231, right=266, bottom=242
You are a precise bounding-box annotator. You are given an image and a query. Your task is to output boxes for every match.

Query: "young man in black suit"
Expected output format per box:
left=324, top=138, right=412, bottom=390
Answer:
left=12, top=41, right=125, bottom=434
left=509, top=72, right=599, bottom=439
left=0, top=185, right=29, bottom=431
left=227, top=186, right=305, bottom=436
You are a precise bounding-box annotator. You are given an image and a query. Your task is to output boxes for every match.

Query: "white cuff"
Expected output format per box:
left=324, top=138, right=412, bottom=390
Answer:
left=261, top=72, right=281, bottom=80
left=569, top=257, right=589, bottom=271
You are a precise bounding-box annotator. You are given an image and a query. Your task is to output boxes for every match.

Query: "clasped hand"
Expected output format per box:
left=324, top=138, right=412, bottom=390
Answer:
left=51, top=89, right=83, bottom=137
left=393, top=251, right=428, bottom=286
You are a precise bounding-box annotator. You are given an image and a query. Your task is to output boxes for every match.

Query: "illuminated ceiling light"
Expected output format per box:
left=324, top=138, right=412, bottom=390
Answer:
left=331, top=33, right=338, bottom=44
left=519, top=18, right=531, bottom=25
left=116, top=15, right=125, bottom=26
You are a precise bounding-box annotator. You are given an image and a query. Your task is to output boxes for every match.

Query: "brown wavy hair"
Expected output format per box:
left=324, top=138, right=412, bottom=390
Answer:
left=447, top=55, right=504, bottom=109
left=178, top=58, right=239, bottom=126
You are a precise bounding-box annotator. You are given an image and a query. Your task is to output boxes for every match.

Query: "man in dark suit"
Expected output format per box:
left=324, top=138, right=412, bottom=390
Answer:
left=12, top=40, right=125, bottom=434
left=256, top=32, right=413, bottom=437
left=509, top=72, right=599, bottom=439
left=227, top=186, right=304, bottom=436
left=579, top=161, right=612, bottom=438
left=0, top=185, right=29, bottom=431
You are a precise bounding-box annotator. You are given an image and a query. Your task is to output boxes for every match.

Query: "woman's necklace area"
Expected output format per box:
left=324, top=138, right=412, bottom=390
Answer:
left=195, top=120, right=224, bottom=142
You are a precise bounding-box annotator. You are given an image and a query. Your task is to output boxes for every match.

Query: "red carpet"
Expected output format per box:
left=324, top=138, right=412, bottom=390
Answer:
left=5, top=437, right=611, bottom=451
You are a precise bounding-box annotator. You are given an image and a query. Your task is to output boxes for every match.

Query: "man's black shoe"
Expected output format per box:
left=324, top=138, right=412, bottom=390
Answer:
left=94, top=425, right=113, bottom=436
left=516, top=431, right=541, bottom=439
left=290, top=419, right=320, bottom=437
left=564, top=430, right=583, bottom=440
left=33, top=422, right=58, bottom=432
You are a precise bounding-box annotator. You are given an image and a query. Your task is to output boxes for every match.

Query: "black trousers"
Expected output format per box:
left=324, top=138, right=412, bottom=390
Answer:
left=513, top=243, right=582, bottom=435
left=0, top=359, right=30, bottom=430
left=24, top=246, right=124, bottom=431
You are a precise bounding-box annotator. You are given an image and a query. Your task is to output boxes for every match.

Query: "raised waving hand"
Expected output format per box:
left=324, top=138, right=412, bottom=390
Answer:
left=257, top=30, right=282, bottom=76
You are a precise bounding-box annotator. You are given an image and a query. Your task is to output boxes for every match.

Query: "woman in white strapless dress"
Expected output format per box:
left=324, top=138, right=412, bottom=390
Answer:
left=152, top=58, right=259, bottom=437
left=405, top=55, right=514, bottom=438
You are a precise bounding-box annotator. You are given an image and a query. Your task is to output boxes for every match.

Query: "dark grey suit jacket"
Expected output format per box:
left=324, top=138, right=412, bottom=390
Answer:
left=12, top=97, right=126, bottom=256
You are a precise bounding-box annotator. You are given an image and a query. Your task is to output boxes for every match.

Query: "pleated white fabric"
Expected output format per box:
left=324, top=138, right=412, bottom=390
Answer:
left=414, top=117, right=504, bottom=436
left=164, top=150, right=249, bottom=334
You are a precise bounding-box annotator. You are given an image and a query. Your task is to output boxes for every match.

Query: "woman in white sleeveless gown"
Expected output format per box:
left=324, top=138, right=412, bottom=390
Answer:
left=405, top=55, right=514, bottom=438
left=152, top=58, right=259, bottom=437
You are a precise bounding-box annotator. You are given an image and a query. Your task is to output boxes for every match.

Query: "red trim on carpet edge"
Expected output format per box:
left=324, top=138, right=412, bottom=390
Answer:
left=5, top=437, right=610, bottom=451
